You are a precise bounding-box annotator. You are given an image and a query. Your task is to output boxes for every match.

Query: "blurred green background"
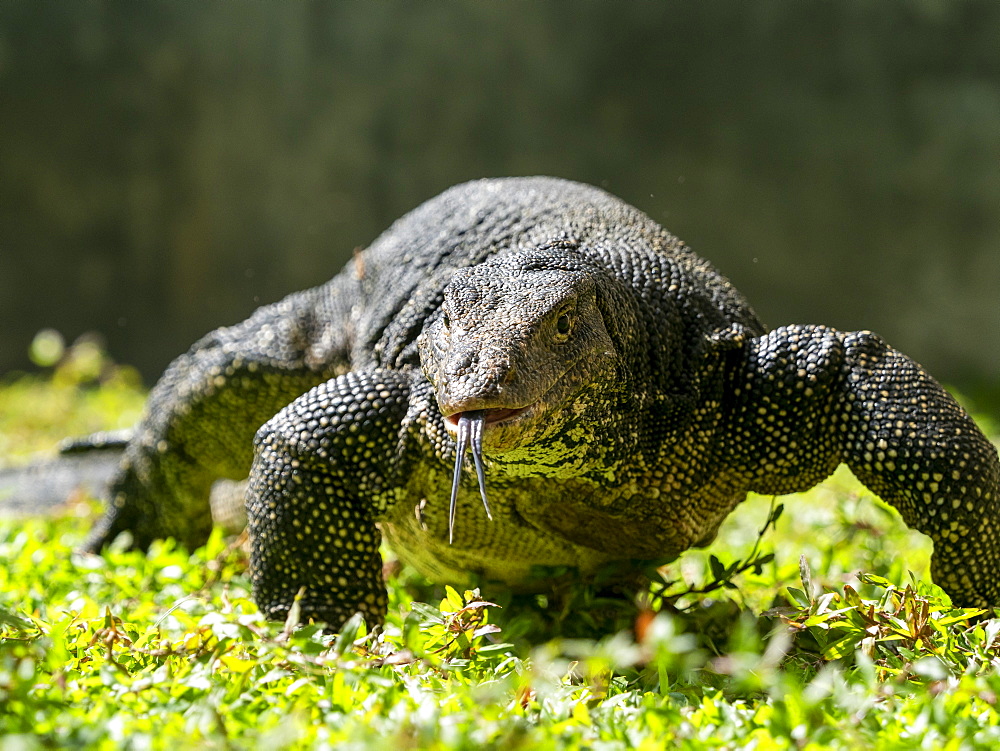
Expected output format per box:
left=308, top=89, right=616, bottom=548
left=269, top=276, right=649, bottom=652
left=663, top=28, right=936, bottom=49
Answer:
left=1, top=1, right=998, bottom=404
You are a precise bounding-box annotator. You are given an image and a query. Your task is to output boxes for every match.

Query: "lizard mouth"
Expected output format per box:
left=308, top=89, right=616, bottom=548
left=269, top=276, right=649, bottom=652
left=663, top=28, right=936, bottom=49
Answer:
left=442, top=405, right=532, bottom=432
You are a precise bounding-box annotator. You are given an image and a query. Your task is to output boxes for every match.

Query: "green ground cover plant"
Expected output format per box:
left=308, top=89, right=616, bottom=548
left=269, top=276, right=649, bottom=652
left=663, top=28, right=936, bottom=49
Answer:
left=3, top=345, right=1000, bottom=749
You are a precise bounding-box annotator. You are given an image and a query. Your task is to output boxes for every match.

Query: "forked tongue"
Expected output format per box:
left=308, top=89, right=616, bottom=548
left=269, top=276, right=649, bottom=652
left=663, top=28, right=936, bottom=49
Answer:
left=448, top=410, right=493, bottom=543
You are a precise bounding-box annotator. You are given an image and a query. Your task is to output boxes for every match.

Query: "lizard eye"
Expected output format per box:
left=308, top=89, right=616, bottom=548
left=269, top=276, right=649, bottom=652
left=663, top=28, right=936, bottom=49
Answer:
left=441, top=311, right=451, bottom=331
left=555, top=312, right=573, bottom=338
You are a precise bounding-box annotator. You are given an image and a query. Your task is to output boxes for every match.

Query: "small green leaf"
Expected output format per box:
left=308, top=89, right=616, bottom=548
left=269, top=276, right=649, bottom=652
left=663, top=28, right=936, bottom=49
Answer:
left=709, top=555, right=726, bottom=581
left=786, top=587, right=810, bottom=608
left=331, top=612, right=365, bottom=656
left=442, top=585, right=465, bottom=612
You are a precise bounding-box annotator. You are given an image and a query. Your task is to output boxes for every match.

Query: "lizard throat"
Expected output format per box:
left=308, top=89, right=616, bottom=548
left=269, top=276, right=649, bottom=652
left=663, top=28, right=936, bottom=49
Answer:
left=443, top=404, right=532, bottom=544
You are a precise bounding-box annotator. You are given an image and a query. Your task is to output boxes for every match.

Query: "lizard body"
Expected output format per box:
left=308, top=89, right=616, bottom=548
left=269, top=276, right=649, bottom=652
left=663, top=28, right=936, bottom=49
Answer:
left=84, top=177, right=1000, bottom=627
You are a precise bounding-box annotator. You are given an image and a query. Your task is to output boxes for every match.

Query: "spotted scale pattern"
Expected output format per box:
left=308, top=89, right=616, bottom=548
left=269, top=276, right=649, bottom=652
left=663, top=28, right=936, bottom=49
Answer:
left=248, top=369, right=415, bottom=625
left=726, top=325, right=1000, bottom=606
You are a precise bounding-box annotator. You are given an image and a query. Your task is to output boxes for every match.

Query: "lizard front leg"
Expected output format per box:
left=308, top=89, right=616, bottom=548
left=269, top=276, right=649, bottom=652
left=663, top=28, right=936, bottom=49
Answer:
left=247, top=369, right=418, bottom=628
left=727, top=325, right=1000, bottom=607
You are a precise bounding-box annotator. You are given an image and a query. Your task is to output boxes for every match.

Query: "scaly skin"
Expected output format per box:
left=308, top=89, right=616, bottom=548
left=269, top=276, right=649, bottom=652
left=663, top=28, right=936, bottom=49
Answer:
left=85, top=177, right=1000, bottom=627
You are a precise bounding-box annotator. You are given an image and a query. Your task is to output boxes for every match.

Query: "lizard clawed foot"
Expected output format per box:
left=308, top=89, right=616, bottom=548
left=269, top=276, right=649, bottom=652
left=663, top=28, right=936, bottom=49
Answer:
left=448, top=410, right=492, bottom=544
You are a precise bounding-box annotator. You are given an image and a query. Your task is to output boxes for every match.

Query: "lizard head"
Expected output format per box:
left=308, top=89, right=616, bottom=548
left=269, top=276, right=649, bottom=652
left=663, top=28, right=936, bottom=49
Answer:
left=419, top=246, right=623, bottom=450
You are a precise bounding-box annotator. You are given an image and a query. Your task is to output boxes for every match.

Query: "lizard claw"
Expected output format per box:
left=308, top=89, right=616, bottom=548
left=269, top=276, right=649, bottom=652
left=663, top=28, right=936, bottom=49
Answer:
left=448, top=410, right=492, bottom=544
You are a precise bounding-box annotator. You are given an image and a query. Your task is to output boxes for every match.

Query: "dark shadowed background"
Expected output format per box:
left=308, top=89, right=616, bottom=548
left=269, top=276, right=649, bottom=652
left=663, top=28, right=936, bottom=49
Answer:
left=1, top=1, right=998, bottom=405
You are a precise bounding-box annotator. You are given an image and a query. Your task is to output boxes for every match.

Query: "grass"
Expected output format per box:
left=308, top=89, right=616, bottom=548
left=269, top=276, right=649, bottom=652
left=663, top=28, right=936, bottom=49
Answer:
left=2, top=346, right=1000, bottom=749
